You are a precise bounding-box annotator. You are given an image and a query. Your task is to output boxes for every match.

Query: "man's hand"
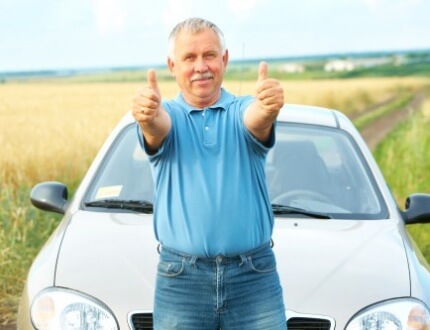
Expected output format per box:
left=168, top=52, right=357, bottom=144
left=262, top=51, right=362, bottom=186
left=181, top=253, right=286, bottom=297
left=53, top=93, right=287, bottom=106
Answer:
left=132, top=69, right=162, bottom=124
left=255, top=61, right=284, bottom=114
left=244, top=62, right=284, bottom=143
left=131, top=69, right=171, bottom=152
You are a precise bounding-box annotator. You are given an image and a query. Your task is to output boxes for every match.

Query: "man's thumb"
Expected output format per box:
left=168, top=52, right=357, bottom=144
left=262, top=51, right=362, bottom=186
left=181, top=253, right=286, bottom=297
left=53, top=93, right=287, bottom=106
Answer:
left=147, top=69, right=159, bottom=91
left=258, top=61, right=268, bottom=81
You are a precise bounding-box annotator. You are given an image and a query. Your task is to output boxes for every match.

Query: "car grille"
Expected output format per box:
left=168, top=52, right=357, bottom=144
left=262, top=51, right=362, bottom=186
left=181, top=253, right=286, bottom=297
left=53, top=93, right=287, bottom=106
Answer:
left=129, top=313, right=332, bottom=330
left=130, top=313, right=153, bottom=329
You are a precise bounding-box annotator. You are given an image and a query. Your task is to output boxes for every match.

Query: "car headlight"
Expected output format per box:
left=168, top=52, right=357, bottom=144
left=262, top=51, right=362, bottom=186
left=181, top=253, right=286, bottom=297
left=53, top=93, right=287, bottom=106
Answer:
left=31, top=287, right=119, bottom=330
left=346, top=298, right=430, bottom=330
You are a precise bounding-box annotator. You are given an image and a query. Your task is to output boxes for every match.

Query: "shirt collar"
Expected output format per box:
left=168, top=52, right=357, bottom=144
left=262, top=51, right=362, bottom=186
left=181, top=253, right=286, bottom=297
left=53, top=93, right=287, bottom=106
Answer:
left=173, top=88, right=235, bottom=114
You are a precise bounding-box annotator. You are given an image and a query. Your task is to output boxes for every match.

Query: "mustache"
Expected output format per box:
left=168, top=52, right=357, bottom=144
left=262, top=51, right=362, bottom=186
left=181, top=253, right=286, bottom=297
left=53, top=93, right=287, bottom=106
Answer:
left=191, top=72, right=214, bottom=81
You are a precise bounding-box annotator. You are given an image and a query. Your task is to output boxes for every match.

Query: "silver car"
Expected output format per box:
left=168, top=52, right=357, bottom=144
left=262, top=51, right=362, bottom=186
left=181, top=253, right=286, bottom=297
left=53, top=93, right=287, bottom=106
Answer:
left=18, top=104, right=430, bottom=329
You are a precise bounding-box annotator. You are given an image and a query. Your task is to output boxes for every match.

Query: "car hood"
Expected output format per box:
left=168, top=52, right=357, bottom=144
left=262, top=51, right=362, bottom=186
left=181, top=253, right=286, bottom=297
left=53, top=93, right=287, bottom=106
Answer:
left=56, top=211, right=410, bottom=329
left=273, top=217, right=410, bottom=327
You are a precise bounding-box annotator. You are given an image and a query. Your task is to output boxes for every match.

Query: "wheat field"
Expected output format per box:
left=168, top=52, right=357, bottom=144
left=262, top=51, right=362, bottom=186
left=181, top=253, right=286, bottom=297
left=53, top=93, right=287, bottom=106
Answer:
left=1, top=77, right=428, bottom=188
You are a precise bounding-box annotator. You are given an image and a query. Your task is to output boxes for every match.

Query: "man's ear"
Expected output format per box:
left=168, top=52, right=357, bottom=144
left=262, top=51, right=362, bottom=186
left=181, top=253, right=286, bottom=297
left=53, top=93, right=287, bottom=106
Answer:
left=223, top=49, right=229, bottom=72
left=167, top=57, right=175, bottom=75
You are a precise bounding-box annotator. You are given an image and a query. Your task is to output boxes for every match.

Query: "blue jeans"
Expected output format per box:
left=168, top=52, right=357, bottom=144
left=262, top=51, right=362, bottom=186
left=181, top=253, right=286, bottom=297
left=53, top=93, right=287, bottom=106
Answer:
left=154, top=242, right=286, bottom=329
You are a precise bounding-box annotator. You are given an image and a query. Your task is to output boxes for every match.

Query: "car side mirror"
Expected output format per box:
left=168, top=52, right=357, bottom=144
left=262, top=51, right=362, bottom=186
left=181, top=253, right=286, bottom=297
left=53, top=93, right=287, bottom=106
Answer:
left=403, top=193, right=430, bottom=224
left=30, top=181, right=69, bottom=215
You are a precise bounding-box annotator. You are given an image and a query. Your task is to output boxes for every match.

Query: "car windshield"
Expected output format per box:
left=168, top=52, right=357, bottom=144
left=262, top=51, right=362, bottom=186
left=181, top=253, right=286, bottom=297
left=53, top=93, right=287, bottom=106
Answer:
left=84, top=122, right=388, bottom=219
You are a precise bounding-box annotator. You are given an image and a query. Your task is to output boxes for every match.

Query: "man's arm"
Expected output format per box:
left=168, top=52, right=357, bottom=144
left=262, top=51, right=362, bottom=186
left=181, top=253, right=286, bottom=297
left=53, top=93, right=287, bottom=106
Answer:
left=244, top=62, right=284, bottom=143
left=132, top=70, right=171, bottom=152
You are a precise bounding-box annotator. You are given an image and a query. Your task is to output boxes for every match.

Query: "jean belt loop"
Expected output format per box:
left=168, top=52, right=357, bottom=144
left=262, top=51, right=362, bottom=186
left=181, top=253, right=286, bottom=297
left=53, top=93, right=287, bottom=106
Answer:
left=190, top=256, right=198, bottom=268
left=239, top=254, right=247, bottom=267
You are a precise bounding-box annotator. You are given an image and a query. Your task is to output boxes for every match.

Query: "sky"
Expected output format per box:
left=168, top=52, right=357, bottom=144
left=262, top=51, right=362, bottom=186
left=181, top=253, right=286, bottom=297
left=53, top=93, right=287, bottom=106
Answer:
left=0, top=0, right=429, bottom=72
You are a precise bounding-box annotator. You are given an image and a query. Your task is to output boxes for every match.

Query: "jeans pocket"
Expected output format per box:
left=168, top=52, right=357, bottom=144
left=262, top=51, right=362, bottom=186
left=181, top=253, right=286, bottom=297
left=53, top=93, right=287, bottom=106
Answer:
left=157, top=258, right=185, bottom=277
left=248, top=251, right=277, bottom=273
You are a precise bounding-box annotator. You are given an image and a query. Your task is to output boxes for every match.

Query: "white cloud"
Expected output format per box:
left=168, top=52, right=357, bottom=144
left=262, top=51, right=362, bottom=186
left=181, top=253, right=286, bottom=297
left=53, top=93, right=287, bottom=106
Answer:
left=228, top=0, right=259, bottom=12
left=363, top=0, right=380, bottom=8
left=92, top=0, right=126, bottom=36
left=227, top=0, right=270, bottom=19
left=162, top=0, right=195, bottom=31
left=363, top=0, right=424, bottom=11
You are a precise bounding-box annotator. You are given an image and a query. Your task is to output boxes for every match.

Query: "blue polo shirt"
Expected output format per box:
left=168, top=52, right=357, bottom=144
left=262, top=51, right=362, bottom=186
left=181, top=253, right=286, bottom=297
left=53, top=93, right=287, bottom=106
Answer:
left=140, top=88, right=275, bottom=257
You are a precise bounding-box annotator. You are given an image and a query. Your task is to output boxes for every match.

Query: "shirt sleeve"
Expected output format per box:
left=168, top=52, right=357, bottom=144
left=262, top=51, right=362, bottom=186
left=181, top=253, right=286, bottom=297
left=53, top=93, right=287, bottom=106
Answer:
left=135, top=116, right=173, bottom=162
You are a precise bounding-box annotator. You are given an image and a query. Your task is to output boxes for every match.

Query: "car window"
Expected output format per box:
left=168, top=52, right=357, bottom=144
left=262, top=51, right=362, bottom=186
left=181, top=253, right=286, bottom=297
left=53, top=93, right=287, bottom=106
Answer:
left=267, top=123, right=388, bottom=219
left=85, top=124, right=154, bottom=204
left=84, top=122, right=388, bottom=219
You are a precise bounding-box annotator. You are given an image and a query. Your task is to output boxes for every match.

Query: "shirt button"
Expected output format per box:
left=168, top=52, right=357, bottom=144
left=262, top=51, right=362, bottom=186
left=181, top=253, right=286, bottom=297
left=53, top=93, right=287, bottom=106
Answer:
left=205, top=127, right=210, bottom=131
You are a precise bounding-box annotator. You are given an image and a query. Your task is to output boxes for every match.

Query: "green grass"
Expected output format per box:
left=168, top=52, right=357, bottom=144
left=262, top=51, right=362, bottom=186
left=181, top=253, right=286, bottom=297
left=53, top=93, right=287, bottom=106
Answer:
left=373, top=107, right=430, bottom=261
left=340, top=62, right=430, bottom=78
left=0, top=185, right=62, bottom=325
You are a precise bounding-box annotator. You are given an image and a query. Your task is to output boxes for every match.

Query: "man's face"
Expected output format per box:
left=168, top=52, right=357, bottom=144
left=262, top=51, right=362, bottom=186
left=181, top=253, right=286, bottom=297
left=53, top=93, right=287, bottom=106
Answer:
left=168, top=28, right=228, bottom=108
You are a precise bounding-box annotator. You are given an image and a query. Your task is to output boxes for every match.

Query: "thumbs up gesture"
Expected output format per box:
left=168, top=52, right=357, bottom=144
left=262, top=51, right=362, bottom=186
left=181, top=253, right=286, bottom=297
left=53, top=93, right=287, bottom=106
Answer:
left=243, top=62, right=284, bottom=142
left=133, top=69, right=162, bottom=123
left=255, top=61, right=284, bottom=114
left=132, top=69, right=171, bottom=151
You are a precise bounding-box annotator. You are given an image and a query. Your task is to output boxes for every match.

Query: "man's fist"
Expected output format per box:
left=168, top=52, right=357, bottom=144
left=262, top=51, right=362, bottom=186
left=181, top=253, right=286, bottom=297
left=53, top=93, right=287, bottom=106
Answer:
left=132, top=69, right=162, bottom=123
left=255, top=62, right=284, bottom=113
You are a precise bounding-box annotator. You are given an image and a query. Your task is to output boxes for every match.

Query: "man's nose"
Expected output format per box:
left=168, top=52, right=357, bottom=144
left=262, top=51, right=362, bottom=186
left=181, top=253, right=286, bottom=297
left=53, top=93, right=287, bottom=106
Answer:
left=195, top=57, right=209, bottom=72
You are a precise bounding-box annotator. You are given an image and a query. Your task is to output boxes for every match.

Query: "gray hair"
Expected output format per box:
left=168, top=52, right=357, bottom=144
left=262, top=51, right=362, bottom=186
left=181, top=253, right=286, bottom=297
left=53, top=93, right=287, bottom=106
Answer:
left=167, top=17, right=226, bottom=60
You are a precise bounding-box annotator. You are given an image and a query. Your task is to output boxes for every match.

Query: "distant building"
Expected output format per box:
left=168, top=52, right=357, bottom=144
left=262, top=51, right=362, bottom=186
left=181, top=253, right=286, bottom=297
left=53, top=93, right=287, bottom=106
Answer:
left=280, top=63, right=305, bottom=73
left=324, top=60, right=355, bottom=72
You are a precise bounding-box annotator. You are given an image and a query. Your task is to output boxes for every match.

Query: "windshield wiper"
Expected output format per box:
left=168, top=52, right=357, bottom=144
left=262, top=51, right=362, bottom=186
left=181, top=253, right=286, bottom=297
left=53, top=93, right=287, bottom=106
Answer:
left=84, top=199, right=153, bottom=213
left=271, top=204, right=332, bottom=219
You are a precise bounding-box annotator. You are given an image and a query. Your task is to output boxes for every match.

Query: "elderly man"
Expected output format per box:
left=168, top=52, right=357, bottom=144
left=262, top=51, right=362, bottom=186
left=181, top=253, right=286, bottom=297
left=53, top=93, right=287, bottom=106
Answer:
left=132, top=17, right=286, bottom=330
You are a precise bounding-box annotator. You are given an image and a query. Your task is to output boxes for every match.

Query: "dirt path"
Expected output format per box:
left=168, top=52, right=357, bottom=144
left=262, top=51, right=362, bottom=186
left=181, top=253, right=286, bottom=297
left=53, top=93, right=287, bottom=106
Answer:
left=360, top=91, right=426, bottom=151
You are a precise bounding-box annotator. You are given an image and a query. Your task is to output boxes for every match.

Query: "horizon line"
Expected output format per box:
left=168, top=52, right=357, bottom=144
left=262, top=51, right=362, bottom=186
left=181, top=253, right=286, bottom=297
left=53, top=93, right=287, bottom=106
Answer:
left=1, top=47, right=429, bottom=76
